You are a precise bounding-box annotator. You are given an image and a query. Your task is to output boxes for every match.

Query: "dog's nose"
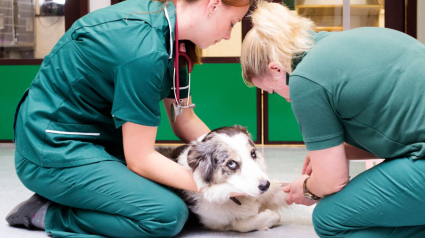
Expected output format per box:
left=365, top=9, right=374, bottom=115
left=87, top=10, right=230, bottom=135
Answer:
left=258, top=180, right=270, bottom=192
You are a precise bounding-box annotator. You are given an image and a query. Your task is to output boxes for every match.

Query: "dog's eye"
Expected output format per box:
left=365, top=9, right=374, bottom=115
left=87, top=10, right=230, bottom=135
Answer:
left=227, top=161, right=238, bottom=170
left=251, top=149, right=257, bottom=159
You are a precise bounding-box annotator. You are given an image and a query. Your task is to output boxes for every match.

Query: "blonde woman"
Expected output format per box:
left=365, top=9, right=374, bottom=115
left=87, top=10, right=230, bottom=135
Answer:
left=241, top=1, right=425, bottom=237
left=6, top=0, right=252, bottom=237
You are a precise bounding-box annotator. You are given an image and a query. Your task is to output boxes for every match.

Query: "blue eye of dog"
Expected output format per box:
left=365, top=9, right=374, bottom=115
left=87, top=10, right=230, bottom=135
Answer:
left=251, top=149, right=257, bottom=159
left=228, top=161, right=237, bottom=170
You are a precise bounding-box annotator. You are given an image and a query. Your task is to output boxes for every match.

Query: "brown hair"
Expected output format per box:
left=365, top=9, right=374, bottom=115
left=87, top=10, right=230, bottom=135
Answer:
left=156, top=0, right=255, bottom=66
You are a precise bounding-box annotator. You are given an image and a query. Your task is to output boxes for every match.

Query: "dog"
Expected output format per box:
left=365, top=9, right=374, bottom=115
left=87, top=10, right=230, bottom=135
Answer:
left=157, top=125, right=291, bottom=232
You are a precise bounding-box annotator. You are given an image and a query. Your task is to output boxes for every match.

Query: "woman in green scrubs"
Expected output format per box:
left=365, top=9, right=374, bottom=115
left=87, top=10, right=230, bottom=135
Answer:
left=241, top=1, right=425, bottom=237
left=6, top=0, right=251, bottom=237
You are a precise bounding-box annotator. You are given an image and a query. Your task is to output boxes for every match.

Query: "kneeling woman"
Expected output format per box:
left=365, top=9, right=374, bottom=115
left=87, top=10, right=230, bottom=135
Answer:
left=6, top=0, right=251, bottom=237
left=241, top=1, right=425, bottom=237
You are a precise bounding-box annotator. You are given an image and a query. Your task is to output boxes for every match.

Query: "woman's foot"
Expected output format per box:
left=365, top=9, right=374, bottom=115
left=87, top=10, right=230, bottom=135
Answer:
left=5, top=193, right=50, bottom=229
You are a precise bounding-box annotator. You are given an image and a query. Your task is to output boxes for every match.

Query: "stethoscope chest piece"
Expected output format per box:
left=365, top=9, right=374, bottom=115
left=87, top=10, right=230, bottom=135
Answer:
left=171, top=100, right=183, bottom=122
left=171, top=99, right=195, bottom=122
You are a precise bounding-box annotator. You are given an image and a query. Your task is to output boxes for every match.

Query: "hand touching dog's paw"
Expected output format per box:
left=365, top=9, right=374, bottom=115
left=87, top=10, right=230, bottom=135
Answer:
left=257, top=209, right=281, bottom=231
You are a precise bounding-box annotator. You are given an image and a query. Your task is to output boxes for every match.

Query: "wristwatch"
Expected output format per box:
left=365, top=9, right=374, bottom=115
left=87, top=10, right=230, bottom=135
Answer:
left=303, top=177, right=322, bottom=201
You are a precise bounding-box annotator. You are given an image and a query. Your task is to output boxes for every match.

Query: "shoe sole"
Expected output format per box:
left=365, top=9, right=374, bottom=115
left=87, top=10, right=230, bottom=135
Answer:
left=5, top=194, right=48, bottom=228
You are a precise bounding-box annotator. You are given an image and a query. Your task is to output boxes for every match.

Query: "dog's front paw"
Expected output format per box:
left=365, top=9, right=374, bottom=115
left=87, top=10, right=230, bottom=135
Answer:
left=202, top=185, right=232, bottom=204
left=257, top=209, right=281, bottom=231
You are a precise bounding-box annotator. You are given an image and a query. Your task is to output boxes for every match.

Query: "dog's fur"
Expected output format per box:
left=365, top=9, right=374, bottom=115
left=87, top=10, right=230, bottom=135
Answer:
left=157, top=125, right=291, bottom=232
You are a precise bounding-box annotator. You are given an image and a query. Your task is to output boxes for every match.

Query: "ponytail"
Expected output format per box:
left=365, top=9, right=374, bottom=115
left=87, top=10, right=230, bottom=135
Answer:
left=241, top=1, right=315, bottom=85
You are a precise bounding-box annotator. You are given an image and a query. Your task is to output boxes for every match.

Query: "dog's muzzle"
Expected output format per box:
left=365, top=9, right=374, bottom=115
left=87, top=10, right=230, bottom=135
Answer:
left=258, top=180, right=270, bottom=192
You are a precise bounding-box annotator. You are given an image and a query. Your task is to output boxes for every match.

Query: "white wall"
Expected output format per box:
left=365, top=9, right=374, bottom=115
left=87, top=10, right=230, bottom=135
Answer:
left=89, top=0, right=111, bottom=13
left=34, top=0, right=65, bottom=58
left=202, top=23, right=242, bottom=57
left=418, top=0, right=425, bottom=44
left=33, top=0, right=111, bottom=58
left=34, top=17, right=65, bottom=58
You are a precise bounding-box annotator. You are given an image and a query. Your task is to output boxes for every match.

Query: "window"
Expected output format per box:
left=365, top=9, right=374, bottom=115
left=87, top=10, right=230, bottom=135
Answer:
left=293, top=0, right=385, bottom=32
left=0, top=0, right=66, bottom=59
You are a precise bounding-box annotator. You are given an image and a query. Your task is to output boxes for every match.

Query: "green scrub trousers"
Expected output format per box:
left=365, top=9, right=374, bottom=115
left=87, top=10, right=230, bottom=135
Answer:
left=288, top=27, right=425, bottom=237
left=313, top=157, right=425, bottom=237
left=12, top=1, right=190, bottom=237
left=15, top=150, right=189, bottom=238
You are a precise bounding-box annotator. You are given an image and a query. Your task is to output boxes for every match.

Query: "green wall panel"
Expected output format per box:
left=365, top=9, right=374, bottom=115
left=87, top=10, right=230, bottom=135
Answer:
left=0, top=64, right=257, bottom=141
left=282, top=0, right=295, bottom=10
left=267, top=93, right=303, bottom=142
left=0, top=65, right=40, bottom=140
left=156, top=63, right=258, bottom=141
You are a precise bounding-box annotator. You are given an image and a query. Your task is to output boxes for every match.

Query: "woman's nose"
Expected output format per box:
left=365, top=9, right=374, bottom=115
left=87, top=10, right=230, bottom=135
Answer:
left=223, top=29, right=232, bottom=40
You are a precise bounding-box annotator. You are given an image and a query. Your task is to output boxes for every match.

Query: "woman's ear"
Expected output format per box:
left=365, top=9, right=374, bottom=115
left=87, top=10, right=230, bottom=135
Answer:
left=206, top=0, right=221, bottom=16
left=268, top=62, right=285, bottom=81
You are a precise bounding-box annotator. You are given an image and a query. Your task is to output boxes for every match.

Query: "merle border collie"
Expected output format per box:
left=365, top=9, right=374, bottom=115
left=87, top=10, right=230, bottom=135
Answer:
left=157, top=125, right=292, bottom=232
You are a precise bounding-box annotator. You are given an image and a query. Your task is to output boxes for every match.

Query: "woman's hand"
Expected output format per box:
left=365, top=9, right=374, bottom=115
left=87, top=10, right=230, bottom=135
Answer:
left=302, top=153, right=313, bottom=175
left=230, top=192, right=248, bottom=197
left=196, top=187, right=247, bottom=197
left=282, top=175, right=317, bottom=206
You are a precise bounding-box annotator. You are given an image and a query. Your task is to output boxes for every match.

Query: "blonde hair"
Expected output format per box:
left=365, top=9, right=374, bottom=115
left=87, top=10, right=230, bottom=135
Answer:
left=241, top=1, right=315, bottom=86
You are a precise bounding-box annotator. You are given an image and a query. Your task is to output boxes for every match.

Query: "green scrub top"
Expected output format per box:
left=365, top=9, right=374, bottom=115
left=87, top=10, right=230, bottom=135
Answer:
left=289, top=27, right=425, bottom=160
left=14, top=0, right=189, bottom=167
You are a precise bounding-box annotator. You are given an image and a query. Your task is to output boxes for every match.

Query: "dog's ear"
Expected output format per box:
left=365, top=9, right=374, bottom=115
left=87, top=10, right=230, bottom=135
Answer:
left=233, top=125, right=254, bottom=141
left=233, top=125, right=248, bottom=134
left=187, top=142, right=217, bottom=184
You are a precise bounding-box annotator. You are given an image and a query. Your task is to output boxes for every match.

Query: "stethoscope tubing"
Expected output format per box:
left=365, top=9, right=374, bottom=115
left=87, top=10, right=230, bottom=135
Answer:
left=165, top=7, right=193, bottom=109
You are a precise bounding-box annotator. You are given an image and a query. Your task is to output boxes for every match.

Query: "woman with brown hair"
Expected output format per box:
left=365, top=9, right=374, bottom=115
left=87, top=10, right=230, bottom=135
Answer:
left=6, top=0, right=252, bottom=237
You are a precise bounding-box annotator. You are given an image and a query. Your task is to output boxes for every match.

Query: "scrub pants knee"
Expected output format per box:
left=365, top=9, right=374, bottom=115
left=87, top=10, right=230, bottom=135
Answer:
left=313, top=157, right=425, bottom=238
left=14, top=150, right=189, bottom=238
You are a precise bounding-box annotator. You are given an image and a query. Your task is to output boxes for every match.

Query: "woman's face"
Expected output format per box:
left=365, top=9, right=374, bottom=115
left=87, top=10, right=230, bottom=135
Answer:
left=193, top=1, right=249, bottom=49
left=252, top=73, right=291, bottom=102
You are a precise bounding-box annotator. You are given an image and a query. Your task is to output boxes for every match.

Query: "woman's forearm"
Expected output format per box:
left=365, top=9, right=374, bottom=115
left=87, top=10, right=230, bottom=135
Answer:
left=163, top=97, right=210, bottom=143
left=123, top=121, right=201, bottom=193
left=127, top=151, right=200, bottom=193
left=172, top=112, right=210, bottom=142
left=307, top=172, right=349, bottom=198
left=306, top=144, right=350, bottom=197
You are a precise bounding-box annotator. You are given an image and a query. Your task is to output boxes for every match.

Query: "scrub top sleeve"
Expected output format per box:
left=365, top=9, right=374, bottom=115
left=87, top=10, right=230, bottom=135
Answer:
left=167, top=67, right=189, bottom=99
left=112, top=51, right=168, bottom=128
left=290, top=76, right=344, bottom=151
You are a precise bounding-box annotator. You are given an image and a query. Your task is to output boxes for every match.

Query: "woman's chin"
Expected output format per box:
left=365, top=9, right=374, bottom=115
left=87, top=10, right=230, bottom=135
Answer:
left=198, top=43, right=212, bottom=50
left=194, top=40, right=216, bottom=50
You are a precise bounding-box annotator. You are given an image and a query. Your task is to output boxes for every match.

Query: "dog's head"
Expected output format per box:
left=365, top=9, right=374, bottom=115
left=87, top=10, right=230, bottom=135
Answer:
left=187, top=125, right=270, bottom=197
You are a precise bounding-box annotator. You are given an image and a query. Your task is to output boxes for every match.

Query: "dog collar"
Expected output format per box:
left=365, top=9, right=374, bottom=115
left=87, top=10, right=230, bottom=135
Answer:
left=230, top=197, right=241, bottom=206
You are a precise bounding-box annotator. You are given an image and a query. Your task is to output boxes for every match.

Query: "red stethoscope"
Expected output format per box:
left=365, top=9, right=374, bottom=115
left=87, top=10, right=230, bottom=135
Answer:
left=166, top=8, right=195, bottom=122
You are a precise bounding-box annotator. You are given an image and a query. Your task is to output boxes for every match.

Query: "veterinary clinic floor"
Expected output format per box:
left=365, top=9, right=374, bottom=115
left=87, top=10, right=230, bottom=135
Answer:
left=0, top=143, right=368, bottom=238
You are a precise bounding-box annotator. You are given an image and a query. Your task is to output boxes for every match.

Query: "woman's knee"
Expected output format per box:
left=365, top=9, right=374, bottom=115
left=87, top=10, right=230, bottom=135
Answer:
left=14, top=150, right=41, bottom=192
left=161, top=198, right=189, bottom=236
left=139, top=197, right=189, bottom=237
left=312, top=199, right=343, bottom=238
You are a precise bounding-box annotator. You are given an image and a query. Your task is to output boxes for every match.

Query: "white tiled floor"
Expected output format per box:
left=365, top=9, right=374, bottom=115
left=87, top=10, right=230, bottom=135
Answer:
left=0, top=144, right=367, bottom=238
